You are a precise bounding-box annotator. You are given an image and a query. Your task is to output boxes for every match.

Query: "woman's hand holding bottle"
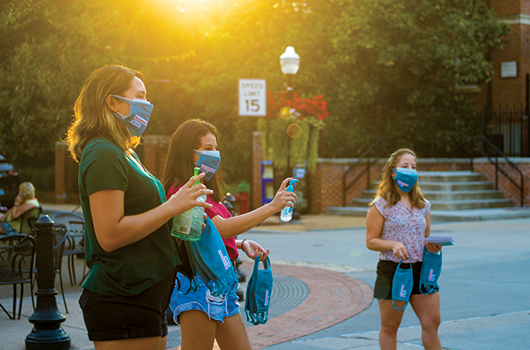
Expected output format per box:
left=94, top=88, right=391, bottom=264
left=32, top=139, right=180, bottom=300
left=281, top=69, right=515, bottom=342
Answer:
left=270, top=178, right=298, bottom=213
left=167, top=173, right=213, bottom=216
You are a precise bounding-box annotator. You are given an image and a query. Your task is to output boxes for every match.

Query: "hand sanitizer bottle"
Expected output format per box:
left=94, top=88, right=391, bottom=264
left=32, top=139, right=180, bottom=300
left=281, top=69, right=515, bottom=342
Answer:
left=190, top=167, right=207, bottom=238
left=280, top=179, right=299, bottom=222
left=171, top=167, right=204, bottom=241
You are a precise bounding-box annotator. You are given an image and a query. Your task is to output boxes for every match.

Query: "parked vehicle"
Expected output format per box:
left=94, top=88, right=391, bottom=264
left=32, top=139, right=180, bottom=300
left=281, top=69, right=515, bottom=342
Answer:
left=0, top=155, right=19, bottom=209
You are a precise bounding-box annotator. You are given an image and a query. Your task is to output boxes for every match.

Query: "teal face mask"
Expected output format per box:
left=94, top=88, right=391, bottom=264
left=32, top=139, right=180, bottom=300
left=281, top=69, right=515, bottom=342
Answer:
left=194, top=150, right=221, bottom=181
left=393, top=168, right=418, bottom=192
left=420, top=246, right=442, bottom=295
left=112, top=95, right=154, bottom=137
left=392, top=260, right=413, bottom=311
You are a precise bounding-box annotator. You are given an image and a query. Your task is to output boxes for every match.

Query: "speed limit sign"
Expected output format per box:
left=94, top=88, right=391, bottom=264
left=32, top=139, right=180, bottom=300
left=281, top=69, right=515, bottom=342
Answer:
left=238, top=79, right=266, bottom=117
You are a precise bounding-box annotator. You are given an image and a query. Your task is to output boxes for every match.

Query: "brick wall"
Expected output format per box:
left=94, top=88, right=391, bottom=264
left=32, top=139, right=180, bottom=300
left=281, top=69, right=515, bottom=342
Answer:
left=473, top=158, right=530, bottom=206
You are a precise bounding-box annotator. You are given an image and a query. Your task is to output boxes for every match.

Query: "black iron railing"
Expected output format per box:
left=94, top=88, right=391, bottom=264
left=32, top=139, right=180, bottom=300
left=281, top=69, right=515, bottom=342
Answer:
left=342, top=137, right=385, bottom=206
left=471, top=135, right=524, bottom=207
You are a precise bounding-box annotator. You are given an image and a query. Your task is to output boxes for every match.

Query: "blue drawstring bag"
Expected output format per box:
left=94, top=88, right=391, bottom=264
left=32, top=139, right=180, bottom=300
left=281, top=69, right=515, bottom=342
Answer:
left=182, top=216, right=239, bottom=297
left=392, top=259, right=413, bottom=311
left=245, top=255, right=273, bottom=325
left=420, top=246, right=442, bottom=295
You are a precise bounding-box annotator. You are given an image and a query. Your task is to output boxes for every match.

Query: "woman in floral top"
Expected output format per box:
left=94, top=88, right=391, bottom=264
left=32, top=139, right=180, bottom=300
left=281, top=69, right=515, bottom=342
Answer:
left=366, top=149, right=442, bottom=350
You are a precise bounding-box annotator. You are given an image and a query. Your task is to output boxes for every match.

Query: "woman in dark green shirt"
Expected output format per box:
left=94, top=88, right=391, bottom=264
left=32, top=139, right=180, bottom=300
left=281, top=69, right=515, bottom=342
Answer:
left=65, top=65, right=213, bottom=350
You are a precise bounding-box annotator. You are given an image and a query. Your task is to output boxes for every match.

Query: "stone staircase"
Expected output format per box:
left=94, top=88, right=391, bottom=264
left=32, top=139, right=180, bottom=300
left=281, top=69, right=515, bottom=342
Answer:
left=328, top=171, right=514, bottom=217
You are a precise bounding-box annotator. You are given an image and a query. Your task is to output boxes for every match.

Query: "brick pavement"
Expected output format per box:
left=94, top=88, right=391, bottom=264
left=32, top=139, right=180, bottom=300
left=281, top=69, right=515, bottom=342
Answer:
left=168, top=264, right=372, bottom=350
left=247, top=264, right=372, bottom=349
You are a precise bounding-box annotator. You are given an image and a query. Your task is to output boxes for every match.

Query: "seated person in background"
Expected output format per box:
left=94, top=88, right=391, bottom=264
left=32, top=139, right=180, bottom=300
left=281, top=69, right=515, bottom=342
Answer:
left=0, top=182, right=41, bottom=235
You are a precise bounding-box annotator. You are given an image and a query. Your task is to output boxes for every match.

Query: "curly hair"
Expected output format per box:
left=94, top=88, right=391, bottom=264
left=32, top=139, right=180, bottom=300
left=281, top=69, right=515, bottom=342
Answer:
left=372, top=148, right=426, bottom=209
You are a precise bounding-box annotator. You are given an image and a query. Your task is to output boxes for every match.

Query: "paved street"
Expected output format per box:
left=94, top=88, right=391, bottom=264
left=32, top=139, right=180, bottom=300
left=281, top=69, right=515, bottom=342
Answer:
left=246, top=218, right=530, bottom=350
left=1, top=212, right=529, bottom=349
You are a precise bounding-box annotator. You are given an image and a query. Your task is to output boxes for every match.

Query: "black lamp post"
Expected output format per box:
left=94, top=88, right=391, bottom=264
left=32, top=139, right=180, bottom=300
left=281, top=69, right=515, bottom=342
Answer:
left=26, top=215, right=71, bottom=349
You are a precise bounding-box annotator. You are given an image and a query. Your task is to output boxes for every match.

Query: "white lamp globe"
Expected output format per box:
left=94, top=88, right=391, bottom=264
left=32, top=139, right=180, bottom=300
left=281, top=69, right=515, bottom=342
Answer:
left=280, top=46, right=300, bottom=75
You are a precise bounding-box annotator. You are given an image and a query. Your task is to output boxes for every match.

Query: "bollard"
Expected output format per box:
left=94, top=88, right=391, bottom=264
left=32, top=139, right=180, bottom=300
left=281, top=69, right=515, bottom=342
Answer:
left=25, top=215, right=71, bottom=349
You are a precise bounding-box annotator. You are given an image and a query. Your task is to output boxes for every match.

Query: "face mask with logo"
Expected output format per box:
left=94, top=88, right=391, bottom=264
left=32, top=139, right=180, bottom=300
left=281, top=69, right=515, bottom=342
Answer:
left=393, top=168, right=418, bottom=192
left=112, top=95, right=154, bottom=137
left=392, top=259, right=413, bottom=311
left=194, top=150, right=221, bottom=181
left=420, top=246, right=442, bottom=295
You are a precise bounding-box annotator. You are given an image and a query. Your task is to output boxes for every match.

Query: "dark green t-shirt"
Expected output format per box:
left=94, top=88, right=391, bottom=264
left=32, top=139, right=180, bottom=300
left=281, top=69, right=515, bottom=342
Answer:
left=79, top=138, right=180, bottom=296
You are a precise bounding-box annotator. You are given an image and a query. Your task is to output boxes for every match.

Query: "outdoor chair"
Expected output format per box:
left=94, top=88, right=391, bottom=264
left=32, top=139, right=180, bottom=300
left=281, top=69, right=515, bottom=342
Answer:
left=51, top=211, right=86, bottom=286
left=18, top=206, right=42, bottom=236
left=0, top=234, right=35, bottom=319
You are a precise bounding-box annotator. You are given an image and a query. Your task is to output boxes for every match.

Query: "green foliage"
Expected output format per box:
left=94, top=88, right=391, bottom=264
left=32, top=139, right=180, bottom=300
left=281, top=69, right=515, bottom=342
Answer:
left=0, top=0, right=509, bottom=187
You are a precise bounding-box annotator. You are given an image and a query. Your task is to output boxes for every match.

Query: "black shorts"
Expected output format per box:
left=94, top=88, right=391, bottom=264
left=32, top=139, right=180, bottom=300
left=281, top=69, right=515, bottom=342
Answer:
left=373, top=260, right=439, bottom=300
left=79, top=271, right=176, bottom=341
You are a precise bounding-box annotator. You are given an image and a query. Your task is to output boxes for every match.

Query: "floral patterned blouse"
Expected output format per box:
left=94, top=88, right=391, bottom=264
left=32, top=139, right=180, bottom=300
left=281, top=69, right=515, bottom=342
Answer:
left=371, top=196, right=431, bottom=263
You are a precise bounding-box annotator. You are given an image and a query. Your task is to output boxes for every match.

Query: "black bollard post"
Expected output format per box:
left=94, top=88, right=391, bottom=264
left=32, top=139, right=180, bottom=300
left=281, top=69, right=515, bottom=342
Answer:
left=25, top=215, right=71, bottom=349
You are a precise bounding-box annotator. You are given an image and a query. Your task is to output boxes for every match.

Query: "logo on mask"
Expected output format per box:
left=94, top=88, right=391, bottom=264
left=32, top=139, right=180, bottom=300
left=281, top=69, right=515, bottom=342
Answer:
left=400, top=285, right=407, bottom=298
left=428, top=269, right=436, bottom=282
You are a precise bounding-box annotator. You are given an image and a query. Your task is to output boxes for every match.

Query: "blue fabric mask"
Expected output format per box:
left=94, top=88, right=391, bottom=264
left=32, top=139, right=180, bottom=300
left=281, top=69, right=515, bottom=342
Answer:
left=393, top=168, right=417, bottom=192
left=245, top=255, right=273, bottom=325
left=392, top=260, right=413, bottom=311
left=194, top=150, right=221, bottom=181
left=112, top=95, right=153, bottom=137
left=420, top=246, right=442, bottom=295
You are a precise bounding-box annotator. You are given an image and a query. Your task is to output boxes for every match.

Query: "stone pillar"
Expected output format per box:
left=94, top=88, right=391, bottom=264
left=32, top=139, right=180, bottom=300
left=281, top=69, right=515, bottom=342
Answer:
left=54, top=142, right=66, bottom=204
left=252, top=132, right=264, bottom=210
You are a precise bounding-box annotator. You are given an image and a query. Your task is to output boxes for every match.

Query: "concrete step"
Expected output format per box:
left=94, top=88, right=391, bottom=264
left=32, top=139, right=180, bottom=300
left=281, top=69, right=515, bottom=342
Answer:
left=351, top=197, right=513, bottom=210
left=416, top=171, right=485, bottom=182
left=369, top=181, right=496, bottom=191
left=359, top=189, right=504, bottom=201
left=419, top=181, right=496, bottom=191
left=325, top=206, right=530, bottom=222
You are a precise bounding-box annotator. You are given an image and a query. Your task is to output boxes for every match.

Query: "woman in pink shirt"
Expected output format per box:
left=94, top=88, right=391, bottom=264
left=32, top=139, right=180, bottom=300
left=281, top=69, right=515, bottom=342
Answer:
left=366, top=149, right=442, bottom=350
left=160, top=119, right=296, bottom=350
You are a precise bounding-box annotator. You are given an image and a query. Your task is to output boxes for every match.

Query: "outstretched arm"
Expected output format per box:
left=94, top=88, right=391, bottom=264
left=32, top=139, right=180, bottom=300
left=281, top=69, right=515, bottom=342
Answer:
left=212, top=178, right=297, bottom=239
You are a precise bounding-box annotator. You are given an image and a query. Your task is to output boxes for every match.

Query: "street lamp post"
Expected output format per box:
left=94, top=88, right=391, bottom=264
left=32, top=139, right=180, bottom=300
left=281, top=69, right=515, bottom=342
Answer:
left=280, top=46, right=300, bottom=100
left=279, top=46, right=303, bottom=220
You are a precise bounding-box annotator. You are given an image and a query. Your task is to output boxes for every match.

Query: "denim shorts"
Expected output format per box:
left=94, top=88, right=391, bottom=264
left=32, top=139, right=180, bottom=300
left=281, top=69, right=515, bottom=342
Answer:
left=2, top=222, right=19, bottom=235
left=374, top=260, right=439, bottom=300
left=170, top=272, right=240, bottom=324
left=79, top=271, right=176, bottom=341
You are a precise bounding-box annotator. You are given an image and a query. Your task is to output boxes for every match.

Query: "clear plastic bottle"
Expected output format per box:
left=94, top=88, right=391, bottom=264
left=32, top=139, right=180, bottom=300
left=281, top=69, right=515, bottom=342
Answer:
left=280, top=179, right=299, bottom=222
left=171, top=167, right=204, bottom=241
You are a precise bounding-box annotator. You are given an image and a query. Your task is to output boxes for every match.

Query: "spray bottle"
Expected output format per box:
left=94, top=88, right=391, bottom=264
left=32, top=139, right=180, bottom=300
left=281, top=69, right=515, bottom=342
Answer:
left=280, top=179, right=299, bottom=222
left=171, top=167, right=205, bottom=241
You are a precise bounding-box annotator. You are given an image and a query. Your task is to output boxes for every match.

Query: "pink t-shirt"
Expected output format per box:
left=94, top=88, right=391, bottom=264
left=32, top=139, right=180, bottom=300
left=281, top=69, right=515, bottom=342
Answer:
left=371, top=196, right=431, bottom=263
left=167, top=185, right=238, bottom=261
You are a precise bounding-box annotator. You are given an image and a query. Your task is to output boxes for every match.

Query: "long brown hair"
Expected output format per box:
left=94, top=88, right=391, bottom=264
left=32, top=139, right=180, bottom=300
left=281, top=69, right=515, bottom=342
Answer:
left=65, top=65, right=144, bottom=162
left=161, top=119, right=225, bottom=202
left=373, top=148, right=425, bottom=209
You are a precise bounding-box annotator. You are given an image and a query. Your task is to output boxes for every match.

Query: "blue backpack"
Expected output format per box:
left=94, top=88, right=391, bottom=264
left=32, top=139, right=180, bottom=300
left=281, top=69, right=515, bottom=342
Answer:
left=182, top=216, right=238, bottom=297
left=245, top=255, right=273, bottom=325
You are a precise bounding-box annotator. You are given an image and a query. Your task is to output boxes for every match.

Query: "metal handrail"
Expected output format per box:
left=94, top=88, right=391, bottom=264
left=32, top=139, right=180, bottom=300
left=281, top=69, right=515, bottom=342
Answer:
left=342, top=137, right=385, bottom=206
left=473, top=135, right=524, bottom=207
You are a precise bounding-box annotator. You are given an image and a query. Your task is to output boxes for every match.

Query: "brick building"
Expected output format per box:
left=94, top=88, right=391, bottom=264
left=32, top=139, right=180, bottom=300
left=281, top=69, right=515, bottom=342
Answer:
left=468, top=0, right=530, bottom=156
